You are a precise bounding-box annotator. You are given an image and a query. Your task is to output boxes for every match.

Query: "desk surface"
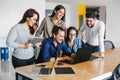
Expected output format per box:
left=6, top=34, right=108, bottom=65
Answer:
left=16, top=48, right=120, bottom=80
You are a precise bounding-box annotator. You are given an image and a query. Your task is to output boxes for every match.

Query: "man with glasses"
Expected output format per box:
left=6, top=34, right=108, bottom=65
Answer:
left=79, top=12, right=105, bottom=57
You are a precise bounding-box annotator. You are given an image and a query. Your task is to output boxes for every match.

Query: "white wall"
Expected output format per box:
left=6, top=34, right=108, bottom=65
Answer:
left=106, top=0, right=120, bottom=48
left=0, top=0, right=45, bottom=46
left=1, top=0, right=120, bottom=48
left=69, top=4, right=78, bottom=28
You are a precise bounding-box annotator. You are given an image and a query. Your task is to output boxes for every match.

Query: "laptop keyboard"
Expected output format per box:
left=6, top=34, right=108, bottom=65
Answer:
left=62, top=60, right=73, bottom=64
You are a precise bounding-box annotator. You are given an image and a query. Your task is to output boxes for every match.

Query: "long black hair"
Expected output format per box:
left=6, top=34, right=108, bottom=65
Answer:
left=50, top=5, right=65, bottom=21
left=67, top=26, right=78, bottom=39
left=19, top=8, right=39, bottom=35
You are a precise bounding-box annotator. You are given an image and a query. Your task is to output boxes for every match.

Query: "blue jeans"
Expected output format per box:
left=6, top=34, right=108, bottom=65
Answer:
left=92, top=46, right=100, bottom=53
left=86, top=43, right=100, bottom=53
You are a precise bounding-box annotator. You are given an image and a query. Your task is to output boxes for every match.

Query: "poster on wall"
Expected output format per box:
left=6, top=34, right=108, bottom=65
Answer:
left=45, top=9, right=53, bottom=16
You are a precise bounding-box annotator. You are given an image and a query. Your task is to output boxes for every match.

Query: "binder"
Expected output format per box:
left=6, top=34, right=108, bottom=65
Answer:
left=0, top=47, right=9, bottom=61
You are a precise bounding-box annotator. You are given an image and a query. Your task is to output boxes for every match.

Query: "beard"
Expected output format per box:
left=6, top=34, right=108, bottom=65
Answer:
left=87, top=24, right=94, bottom=28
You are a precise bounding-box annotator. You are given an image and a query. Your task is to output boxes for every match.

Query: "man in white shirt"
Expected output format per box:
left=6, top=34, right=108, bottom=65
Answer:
left=79, top=12, right=105, bottom=57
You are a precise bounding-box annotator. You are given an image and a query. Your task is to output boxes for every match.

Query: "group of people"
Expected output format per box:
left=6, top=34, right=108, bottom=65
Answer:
left=6, top=5, right=105, bottom=68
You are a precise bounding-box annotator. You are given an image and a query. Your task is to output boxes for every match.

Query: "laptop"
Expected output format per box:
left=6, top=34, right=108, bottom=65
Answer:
left=63, top=46, right=101, bottom=64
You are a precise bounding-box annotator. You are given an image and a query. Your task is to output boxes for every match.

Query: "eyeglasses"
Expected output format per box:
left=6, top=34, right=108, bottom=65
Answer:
left=69, top=34, right=76, bottom=36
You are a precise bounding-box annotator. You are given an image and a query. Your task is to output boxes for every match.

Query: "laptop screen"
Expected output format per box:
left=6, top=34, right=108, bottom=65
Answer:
left=63, top=46, right=93, bottom=64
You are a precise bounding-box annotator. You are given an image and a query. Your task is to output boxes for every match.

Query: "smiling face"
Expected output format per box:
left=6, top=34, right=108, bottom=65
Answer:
left=54, top=8, right=65, bottom=20
left=54, top=30, right=65, bottom=44
left=68, top=30, right=76, bottom=41
left=86, top=17, right=96, bottom=28
left=27, top=14, right=38, bottom=27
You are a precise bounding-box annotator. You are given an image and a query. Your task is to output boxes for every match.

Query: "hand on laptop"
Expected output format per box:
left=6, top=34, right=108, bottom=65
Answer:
left=50, top=57, right=72, bottom=62
left=70, top=53, right=76, bottom=59
left=62, top=56, right=72, bottom=61
left=58, top=54, right=76, bottom=62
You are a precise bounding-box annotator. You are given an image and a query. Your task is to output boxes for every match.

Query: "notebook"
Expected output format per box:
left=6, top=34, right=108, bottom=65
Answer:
left=63, top=46, right=101, bottom=64
left=54, top=67, right=75, bottom=74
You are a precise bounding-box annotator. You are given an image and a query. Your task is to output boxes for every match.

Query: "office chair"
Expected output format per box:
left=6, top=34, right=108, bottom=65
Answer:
left=104, top=40, right=115, bottom=50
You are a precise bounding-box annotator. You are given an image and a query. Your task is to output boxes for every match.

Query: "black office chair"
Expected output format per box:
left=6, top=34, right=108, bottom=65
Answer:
left=104, top=40, right=115, bottom=50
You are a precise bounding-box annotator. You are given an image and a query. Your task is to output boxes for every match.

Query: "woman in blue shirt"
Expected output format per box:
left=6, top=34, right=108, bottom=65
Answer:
left=65, top=27, right=82, bottom=54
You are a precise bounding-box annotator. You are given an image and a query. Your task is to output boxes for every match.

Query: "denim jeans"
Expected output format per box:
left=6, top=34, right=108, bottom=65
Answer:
left=86, top=43, right=100, bottom=53
left=92, top=46, right=100, bottom=53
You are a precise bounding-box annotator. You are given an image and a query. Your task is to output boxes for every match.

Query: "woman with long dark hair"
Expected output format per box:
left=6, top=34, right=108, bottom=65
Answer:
left=35, top=5, right=66, bottom=39
left=6, top=8, right=40, bottom=68
left=65, top=26, right=82, bottom=54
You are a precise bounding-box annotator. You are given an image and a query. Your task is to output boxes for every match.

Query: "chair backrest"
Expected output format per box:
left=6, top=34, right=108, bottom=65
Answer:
left=111, top=63, right=120, bottom=80
left=104, top=40, right=115, bottom=50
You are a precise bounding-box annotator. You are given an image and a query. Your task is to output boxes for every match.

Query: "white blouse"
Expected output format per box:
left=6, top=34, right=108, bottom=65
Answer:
left=79, top=19, right=105, bottom=52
